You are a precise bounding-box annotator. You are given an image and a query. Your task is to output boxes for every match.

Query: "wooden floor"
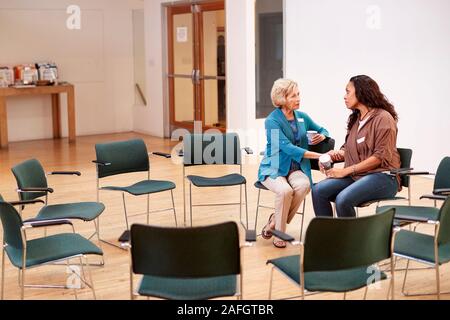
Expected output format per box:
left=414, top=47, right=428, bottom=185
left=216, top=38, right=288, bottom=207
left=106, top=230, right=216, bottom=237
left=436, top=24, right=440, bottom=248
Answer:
left=0, top=132, right=447, bottom=300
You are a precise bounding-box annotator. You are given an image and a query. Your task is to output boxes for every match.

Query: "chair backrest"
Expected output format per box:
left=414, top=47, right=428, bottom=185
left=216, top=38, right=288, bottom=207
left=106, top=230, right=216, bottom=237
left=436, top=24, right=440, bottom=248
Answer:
left=434, top=157, right=450, bottom=191
left=130, top=221, right=240, bottom=278
left=95, top=139, right=150, bottom=179
left=437, top=197, right=450, bottom=245
left=183, top=133, right=241, bottom=166
left=11, top=159, right=48, bottom=201
left=0, top=196, right=24, bottom=251
left=303, top=208, right=395, bottom=272
left=397, top=148, right=412, bottom=188
left=309, top=138, right=335, bottom=171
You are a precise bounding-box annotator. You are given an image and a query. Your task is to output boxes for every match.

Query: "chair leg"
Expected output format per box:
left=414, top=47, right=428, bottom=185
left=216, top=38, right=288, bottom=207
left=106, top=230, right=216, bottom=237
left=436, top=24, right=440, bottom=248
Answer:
left=20, top=268, right=25, bottom=300
left=268, top=266, right=274, bottom=300
left=299, top=200, right=306, bottom=241
left=254, top=189, right=261, bottom=231
left=244, top=185, right=249, bottom=230
left=146, top=194, right=150, bottom=225
left=401, top=259, right=411, bottom=295
left=91, top=219, right=105, bottom=266
left=122, top=193, right=130, bottom=231
left=436, top=262, right=441, bottom=300
left=84, top=255, right=97, bottom=300
left=183, top=170, right=187, bottom=227
left=390, top=256, right=395, bottom=300
left=1, top=246, right=5, bottom=300
left=239, top=185, right=242, bottom=226
left=189, top=183, right=193, bottom=227
left=68, top=259, right=78, bottom=300
left=170, top=190, right=178, bottom=227
left=363, top=286, right=369, bottom=300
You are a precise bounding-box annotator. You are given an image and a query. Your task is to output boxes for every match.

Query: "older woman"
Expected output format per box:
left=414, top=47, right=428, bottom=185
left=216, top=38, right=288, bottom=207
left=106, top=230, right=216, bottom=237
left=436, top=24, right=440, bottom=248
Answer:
left=312, top=75, right=400, bottom=218
left=258, top=78, right=329, bottom=248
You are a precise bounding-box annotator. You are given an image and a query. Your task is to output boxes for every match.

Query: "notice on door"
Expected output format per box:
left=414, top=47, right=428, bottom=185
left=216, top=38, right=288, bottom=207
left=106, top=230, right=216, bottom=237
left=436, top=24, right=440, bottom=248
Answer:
left=176, top=27, right=188, bottom=43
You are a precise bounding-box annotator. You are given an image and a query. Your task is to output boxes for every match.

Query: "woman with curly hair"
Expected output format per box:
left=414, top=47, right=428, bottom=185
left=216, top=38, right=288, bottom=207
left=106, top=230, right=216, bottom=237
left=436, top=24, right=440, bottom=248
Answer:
left=312, top=75, right=400, bottom=218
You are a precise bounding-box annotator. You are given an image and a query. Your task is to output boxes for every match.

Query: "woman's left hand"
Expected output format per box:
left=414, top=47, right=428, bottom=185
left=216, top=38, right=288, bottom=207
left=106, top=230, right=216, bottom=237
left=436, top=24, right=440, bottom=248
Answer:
left=325, top=167, right=350, bottom=179
left=310, top=134, right=326, bottom=145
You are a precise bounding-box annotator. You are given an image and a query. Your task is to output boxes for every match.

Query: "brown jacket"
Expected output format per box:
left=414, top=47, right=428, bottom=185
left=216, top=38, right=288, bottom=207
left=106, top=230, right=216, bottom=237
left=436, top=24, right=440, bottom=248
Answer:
left=342, top=108, right=401, bottom=189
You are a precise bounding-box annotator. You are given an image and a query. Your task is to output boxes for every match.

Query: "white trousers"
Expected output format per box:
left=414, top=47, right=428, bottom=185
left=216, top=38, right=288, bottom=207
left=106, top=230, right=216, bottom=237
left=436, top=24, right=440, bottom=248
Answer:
left=261, top=170, right=311, bottom=232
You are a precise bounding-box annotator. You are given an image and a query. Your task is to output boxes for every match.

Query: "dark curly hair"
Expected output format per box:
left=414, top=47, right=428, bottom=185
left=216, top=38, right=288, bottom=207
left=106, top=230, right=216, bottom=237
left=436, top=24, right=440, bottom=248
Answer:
left=347, top=75, right=398, bottom=131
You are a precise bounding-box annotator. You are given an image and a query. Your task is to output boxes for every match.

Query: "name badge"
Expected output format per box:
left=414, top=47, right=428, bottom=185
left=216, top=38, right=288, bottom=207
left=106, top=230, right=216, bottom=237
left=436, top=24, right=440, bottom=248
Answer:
left=357, top=137, right=366, bottom=144
left=297, top=118, right=304, bottom=123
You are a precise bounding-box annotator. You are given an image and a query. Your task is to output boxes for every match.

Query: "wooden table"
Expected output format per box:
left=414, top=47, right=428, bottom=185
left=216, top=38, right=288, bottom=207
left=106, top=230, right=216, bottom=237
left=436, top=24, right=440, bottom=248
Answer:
left=0, top=83, right=76, bottom=148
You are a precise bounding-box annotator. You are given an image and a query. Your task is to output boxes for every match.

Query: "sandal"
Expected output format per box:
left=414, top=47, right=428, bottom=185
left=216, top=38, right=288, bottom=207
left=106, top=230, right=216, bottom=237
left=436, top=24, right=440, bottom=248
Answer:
left=261, top=213, right=275, bottom=240
left=273, top=238, right=286, bottom=248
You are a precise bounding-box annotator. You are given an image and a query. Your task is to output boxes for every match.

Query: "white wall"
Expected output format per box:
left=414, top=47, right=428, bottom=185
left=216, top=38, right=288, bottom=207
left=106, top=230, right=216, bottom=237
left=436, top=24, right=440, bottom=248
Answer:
left=140, top=0, right=449, bottom=173
left=283, top=0, right=450, bottom=173
left=0, top=0, right=142, bottom=142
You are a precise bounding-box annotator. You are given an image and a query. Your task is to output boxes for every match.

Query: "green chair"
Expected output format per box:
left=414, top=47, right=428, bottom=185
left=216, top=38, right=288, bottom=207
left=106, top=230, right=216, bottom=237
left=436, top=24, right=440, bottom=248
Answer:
left=0, top=195, right=102, bottom=300
left=394, top=196, right=450, bottom=299
left=355, top=148, right=414, bottom=211
left=127, top=221, right=253, bottom=300
left=183, top=133, right=248, bottom=228
left=254, top=138, right=335, bottom=240
left=267, top=208, right=397, bottom=300
left=94, top=138, right=177, bottom=247
left=11, top=159, right=105, bottom=247
left=419, top=156, right=450, bottom=206
left=376, top=156, right=450, bottom=225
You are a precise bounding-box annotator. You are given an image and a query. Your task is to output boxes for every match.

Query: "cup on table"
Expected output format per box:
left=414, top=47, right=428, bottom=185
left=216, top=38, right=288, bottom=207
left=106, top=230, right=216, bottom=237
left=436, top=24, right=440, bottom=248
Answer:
left=319, top=154, right=332, bottom=170
left=306, top=130, right=318, bottom=145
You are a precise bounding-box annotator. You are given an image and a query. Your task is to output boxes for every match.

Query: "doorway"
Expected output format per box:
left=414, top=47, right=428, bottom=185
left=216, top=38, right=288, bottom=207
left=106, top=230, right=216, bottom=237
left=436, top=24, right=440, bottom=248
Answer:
left=167, top=1, right=226, bottom=133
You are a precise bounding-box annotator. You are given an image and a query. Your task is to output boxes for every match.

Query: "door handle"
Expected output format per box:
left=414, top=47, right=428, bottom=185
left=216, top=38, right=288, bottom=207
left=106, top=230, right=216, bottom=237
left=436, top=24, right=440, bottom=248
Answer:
left=195, top=69, right=200, bottom=84
left=191, top=69, right=196, bottom=85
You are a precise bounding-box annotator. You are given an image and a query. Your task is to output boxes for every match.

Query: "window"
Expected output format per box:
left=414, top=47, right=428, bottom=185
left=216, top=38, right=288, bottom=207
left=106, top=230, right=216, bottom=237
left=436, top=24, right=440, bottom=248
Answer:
left=255, top=0, right=283, bottom=119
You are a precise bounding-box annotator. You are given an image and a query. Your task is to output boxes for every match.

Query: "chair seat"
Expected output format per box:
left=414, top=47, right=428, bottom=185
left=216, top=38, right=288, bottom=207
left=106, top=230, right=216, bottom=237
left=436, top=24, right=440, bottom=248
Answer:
left=102, top=180, right=176, bottom=195
left=376, top=205, right=440, bottom=221
left=394, top=230, right=450, bottom=265
left=254, top=181, right=268, bottom=190
left=187, top=174, right=246, bottom=187
left=27, top=202, right=105, bottom=222
left=137, top=274, right=237, bottom=300
left=267, top=255, right=387, bottom=292
left=5, top=233, right=103, bottom=269
left=357, top=196, right=407, bottom=208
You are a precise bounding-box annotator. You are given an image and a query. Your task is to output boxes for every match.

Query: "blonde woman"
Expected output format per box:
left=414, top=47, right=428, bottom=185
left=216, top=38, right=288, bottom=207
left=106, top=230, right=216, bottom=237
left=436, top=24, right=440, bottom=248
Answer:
left=258, top=79, right=329, bottom=248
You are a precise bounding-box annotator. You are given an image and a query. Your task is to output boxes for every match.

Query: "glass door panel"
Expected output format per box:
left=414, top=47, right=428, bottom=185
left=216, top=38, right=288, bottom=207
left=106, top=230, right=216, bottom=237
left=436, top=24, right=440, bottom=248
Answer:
left=201, top=9, right=226, bottom=129
left=174, top=78, right=194, bottom=122
left=167, top=1, right=226, bottom=132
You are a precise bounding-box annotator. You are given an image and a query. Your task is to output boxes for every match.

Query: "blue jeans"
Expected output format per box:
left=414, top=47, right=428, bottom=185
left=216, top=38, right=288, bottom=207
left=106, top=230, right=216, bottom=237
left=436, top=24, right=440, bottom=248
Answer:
left=311, top=173, right=398, bottom=217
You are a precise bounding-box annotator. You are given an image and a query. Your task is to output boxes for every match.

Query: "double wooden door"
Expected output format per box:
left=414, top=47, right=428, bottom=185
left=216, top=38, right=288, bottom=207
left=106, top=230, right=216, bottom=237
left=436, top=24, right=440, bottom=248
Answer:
left=167, top=1, right=226, bottom=132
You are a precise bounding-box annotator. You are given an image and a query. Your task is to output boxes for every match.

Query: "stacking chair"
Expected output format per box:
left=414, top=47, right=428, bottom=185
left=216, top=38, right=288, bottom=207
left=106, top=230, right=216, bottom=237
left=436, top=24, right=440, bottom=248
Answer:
left=93, top=138, right=177, bottom=247
left=254, top=138, right=335, bottom=240
left=0, top=195, right=102, bottom=300
left=267, top=208, right=397, bottom=300
left=393, top=196, right=450, bottom=299
left=11, top=159, right=105, bottom=255
left=419, top=157, right=450, bottom=206
left=182, top=133, right=248, bottom=228
left=126, top=221, right=254, bottom=300
left=376, top=156, right=450, bottom=226
left=334, top=148, right=413, bottom=218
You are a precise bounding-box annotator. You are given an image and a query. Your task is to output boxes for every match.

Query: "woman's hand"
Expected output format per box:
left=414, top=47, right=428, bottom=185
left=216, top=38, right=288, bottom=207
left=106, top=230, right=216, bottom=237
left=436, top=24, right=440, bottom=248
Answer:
left=325, top=167, right=351, bottom=179
left=328, top=150, right=345, bottom=162
left=309, top=134, right=326, bottom=145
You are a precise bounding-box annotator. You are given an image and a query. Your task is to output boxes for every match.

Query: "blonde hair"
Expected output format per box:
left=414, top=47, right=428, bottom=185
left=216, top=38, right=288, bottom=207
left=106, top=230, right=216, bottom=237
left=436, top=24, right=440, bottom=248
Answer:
left=271, top=78, right=298, bottom=108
